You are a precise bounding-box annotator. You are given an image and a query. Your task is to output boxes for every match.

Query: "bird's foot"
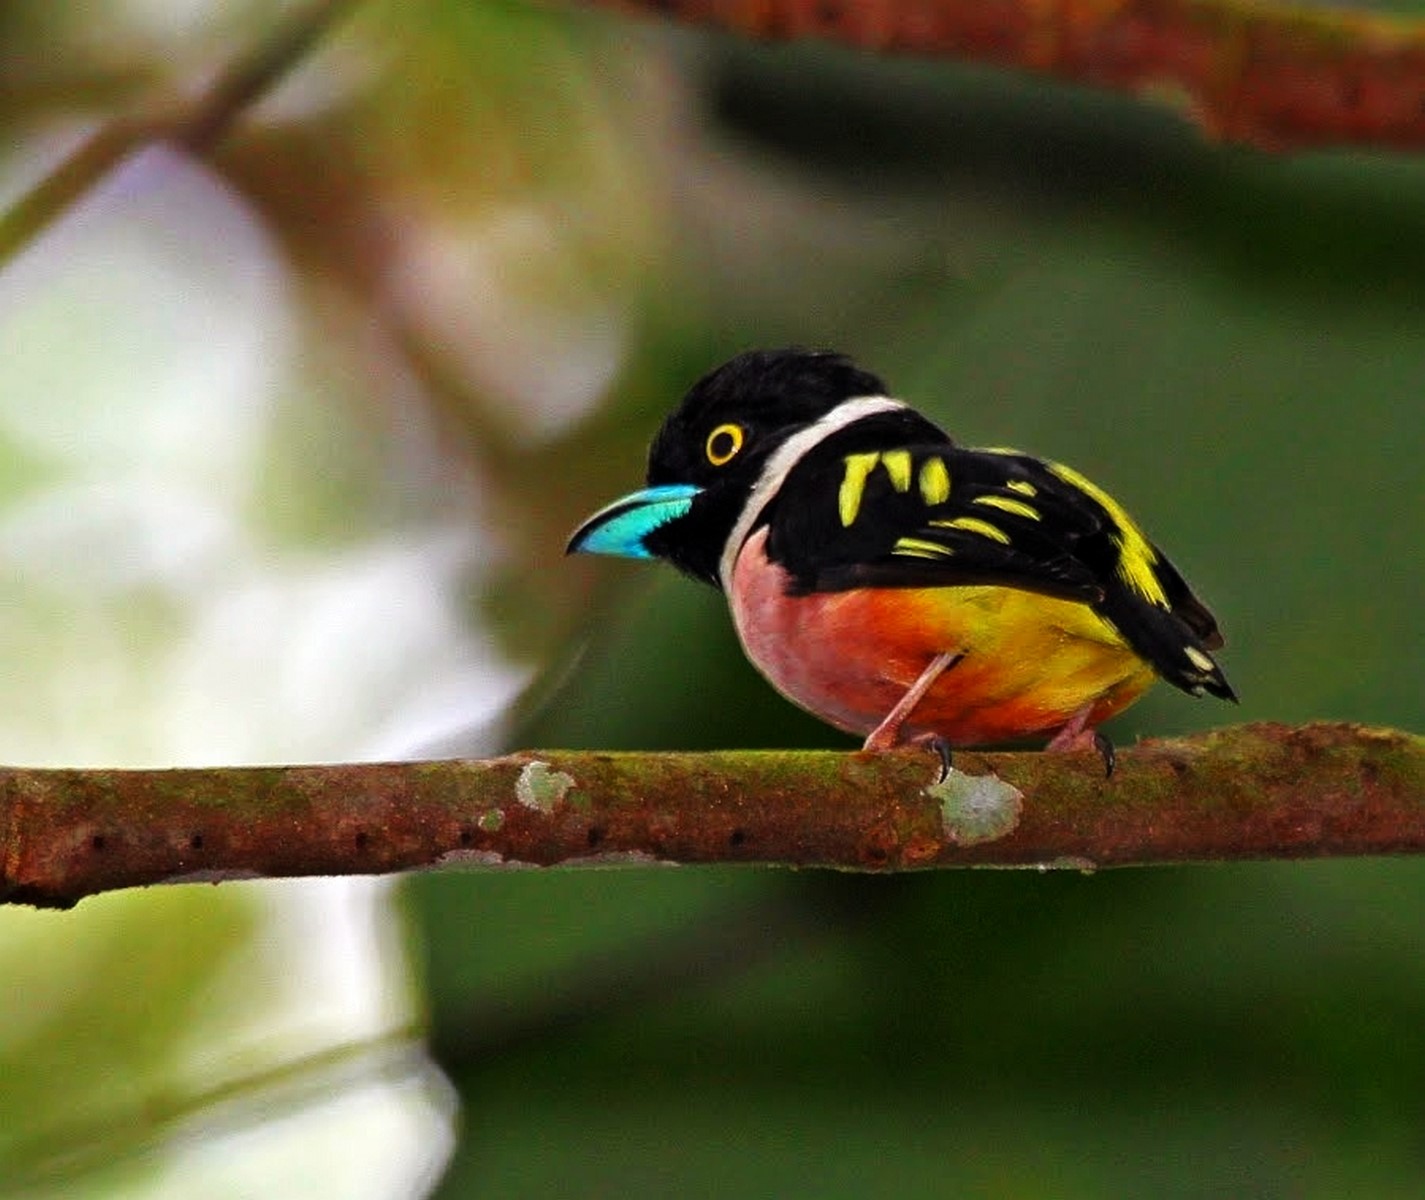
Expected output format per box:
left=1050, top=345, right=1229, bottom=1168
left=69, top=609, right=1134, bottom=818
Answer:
left=861, top=728, right=954, bottom=783
left=1045, top=705, right=1115, bottom=777
left=920, top=734, right=954, bottom=783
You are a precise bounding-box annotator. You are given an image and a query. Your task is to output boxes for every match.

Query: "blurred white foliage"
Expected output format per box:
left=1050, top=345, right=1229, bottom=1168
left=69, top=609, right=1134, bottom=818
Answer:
left=391, top=204, right=629, bottom=445
left=0, top=149, right=277, bottom=492
left=0, top=144, right=523, bottom=1196
left=129, top=1069, right=459, bottom=1200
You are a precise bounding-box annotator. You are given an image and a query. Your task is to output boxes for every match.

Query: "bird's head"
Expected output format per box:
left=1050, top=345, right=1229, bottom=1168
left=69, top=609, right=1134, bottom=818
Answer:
left=567, top=348, right=893, bottom=587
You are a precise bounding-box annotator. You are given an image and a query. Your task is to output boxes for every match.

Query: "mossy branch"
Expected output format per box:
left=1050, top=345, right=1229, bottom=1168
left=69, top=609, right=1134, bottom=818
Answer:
left=2, top=722, right=1421, bottom=909
left=584, top=0, right=1425, bottom=151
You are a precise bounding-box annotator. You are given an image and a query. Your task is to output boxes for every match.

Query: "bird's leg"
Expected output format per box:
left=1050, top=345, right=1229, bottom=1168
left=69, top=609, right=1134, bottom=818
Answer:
left=862, top=652, right=963, bottom=754
left=1045, top=703, right=1115, bottom=777
left=1044, top=702, right=1093, bottom=750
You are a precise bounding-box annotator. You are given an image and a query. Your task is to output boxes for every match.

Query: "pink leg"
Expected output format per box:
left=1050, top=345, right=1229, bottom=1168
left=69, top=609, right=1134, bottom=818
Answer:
left=1045, top=702, right=1095, bottom=752
left=862, top=652, right=963, bottom=753
left=1045, top=702, right=1115, bottom=777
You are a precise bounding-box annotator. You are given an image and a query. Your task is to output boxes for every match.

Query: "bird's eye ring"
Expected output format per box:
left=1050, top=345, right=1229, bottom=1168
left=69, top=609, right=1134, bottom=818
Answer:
left=705, top=423, right=745, bottom=466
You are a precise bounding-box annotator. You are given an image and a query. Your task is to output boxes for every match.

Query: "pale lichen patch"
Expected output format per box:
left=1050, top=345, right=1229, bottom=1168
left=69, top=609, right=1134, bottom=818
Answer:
left=515, top=761, right=575, bottom=813
left=478, top=808, right=504, bottom=832
left=929, top=768, right=1024, bottom=846
left=562, top=850, right=679, bottom=869
left=433, top=849, right=540, bottom=869
left=1033, top=856, right=1098, bottom=873
left=161, top=868, right=264, bottom=886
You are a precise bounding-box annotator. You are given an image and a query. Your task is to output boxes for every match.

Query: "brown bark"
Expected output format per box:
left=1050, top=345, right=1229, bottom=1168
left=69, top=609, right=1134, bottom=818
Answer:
left=2, top=722, right=1421, bottom=909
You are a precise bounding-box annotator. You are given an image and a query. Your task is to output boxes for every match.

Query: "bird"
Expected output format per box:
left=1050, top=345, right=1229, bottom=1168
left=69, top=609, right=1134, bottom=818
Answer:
left=567, top=348, right=1235, bottom=773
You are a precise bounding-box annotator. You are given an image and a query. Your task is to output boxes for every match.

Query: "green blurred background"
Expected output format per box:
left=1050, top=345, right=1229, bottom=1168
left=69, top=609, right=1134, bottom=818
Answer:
left=0, top=1, right=1422, bottom=1196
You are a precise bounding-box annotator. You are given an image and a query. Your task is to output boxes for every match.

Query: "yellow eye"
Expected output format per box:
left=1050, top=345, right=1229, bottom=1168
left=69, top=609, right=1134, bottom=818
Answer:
left=705, top=423, right=745, bottom=466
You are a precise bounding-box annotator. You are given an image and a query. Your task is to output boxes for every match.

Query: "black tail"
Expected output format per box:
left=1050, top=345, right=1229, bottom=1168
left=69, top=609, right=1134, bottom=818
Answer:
left=1099, top=592, right=1237, bottom=702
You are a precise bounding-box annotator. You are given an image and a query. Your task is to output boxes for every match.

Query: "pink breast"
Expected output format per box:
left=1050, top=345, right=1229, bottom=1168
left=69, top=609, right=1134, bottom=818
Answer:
left=728, top=528, right=949, bottom=737
left=725, top=527, right=1152, bottom=746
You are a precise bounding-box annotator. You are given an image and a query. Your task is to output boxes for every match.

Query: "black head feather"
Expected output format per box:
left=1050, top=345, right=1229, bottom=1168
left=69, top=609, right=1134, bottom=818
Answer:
left=646, top=348, right=887, bottom=489
left=634, top=349, right=893, bottom=585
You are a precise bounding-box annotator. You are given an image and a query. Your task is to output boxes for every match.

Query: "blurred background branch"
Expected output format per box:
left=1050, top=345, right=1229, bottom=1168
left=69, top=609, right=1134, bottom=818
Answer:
left=6, top=0, right=1424, bottom=275
left=3, top=722, right=1421, bottom=909
left=0, top=0, right=354, bottom=265
left=586, top=0, right=1425, bottom=150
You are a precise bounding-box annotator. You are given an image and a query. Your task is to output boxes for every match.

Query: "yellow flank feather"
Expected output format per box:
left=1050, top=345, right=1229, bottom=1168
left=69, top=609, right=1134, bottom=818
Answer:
left=880, top=449, right=912, bottom=493
left=918, top=456, right=951, bottom=505
left=900, top=583, right=1151, bottom=728
left=894, top=536, right=956, bottom=559
left=973, top=494, right=1040, bottom=521
left=931, top=515, right=1011, bottom=545
left=1047, top=461, right=1168, bottom=608
left=937, top=584, right=1133, bottom=651
left=1007, top=479, right=1037, bottom=497
left=839, top=452, right=880, bottom=527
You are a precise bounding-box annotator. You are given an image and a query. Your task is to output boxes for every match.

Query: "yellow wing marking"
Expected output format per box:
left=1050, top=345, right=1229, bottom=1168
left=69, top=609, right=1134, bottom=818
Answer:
left=880, top=449, right=912, bottom=493
left=894, top=537, right=955, bottom=559
left=973, top=494, right=1040, bottom=521
left=930, top=516, right=1012, bottom=545
left=839, top=452, right=881, bottom=527
left=839, top=449, right=922, bottom=525
left=1006, top=479, right=1037, bottom=497
left=918, top=457, right=951, bottom=506
left=1047, top=461, right=1168, bottom=608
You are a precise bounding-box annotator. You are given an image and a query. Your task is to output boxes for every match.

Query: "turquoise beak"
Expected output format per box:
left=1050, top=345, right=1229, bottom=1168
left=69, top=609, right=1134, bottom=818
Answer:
left=566, top=484, right=702, bottom=559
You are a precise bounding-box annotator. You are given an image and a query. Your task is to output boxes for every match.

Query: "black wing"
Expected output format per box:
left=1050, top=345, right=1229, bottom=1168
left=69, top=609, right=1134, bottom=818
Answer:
left=762, top=434, right=1235, bottom=701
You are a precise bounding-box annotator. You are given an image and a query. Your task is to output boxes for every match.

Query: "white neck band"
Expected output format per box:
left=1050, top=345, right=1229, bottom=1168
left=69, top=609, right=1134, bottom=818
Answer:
left=718, top=395, right=905, bottom=589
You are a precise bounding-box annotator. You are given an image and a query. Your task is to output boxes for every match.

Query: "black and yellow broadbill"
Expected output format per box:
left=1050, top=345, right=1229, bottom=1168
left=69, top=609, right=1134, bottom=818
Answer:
left=569, top=349, right=1235, bottom=772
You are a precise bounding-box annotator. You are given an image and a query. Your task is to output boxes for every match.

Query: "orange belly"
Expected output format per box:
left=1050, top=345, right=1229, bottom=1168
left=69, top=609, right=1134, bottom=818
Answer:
left=728, top=528, right=1156, bottom=746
